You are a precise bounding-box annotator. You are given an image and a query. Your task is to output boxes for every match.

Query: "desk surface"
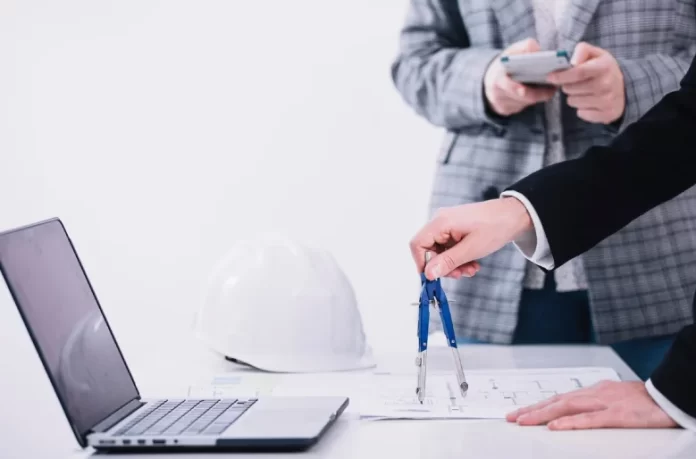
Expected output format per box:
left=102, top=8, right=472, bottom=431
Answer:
left=3, top=344, right=696, bottom=459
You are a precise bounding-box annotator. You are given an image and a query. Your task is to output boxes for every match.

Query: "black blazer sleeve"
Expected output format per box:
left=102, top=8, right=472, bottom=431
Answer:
left=505, top=55, right=696, bottom=419
left=506, top=59, right=696, bottom=267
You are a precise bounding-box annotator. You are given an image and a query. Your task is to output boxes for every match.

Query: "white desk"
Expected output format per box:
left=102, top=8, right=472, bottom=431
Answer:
left=3, top=344, right=696, bottom=459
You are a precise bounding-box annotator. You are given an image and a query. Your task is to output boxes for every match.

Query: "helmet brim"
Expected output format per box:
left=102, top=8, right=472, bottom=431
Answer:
left=218, top=347, right=377, bottom=373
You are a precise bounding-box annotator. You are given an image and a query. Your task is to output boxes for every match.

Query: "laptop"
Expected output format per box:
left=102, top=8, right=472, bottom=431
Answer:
left=0, top=218, right=348, bottom=452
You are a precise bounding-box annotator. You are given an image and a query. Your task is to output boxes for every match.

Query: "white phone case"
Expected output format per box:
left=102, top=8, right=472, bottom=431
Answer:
left=501, top=50, right=571, bottom=85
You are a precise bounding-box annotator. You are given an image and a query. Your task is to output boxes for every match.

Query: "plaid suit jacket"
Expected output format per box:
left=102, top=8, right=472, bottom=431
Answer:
left=391, top=0, right=696, bottom=344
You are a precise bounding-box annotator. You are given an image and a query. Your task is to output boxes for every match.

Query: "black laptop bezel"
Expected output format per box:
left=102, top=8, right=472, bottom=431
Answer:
left=0, top=217, right=142, bottom=448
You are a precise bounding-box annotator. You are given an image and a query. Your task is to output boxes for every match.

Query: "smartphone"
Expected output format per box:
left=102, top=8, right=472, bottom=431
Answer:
left=500, top=50, right=571, bottom=86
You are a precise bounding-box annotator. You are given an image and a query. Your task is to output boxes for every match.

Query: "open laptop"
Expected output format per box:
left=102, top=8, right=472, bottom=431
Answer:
left=0, top=218, right=348, bottom=452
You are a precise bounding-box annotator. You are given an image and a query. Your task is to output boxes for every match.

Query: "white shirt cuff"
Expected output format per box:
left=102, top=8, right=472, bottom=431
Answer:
left=646, top=378, right=696, bottom=432
left=500, top=190, right=555, bottom=270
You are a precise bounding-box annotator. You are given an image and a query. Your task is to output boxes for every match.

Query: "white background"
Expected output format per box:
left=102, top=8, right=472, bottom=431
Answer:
left=0, top=0, right=447, bottom=450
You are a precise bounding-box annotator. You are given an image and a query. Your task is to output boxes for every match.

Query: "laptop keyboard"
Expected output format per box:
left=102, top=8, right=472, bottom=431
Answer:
left=113, top=399, right=256, bottom=437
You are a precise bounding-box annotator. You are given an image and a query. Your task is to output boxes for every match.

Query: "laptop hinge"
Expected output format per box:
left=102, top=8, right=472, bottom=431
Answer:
left=91, top=399, right=144, bottom=433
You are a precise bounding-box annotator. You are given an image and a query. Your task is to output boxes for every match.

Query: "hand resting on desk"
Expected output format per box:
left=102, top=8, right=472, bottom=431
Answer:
left=506, top=380, right=677, bottom=430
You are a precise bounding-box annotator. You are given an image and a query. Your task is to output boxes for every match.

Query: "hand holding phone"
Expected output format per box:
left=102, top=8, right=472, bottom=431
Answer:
left=546, top=42, right=625, bottom=125
left=501, top=50, right=572, bottom=86
left=483, top=39, right=557, bottom=117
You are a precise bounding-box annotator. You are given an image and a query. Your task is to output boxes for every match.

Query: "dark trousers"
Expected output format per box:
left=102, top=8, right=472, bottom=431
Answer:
left=457, top=274, right=675, bottom=380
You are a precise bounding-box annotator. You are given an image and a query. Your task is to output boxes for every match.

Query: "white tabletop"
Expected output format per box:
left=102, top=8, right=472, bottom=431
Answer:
left=3, top=342, right=696, bottom=459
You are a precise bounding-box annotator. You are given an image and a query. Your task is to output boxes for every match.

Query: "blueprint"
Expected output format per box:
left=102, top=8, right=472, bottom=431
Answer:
left=370, top=367, right=620, bottom=419
left=188, top=367, right=621, bottom=420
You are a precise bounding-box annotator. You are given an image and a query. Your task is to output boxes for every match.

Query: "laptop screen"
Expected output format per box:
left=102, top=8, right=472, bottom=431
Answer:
left=0, top=219, right=139, bottom=443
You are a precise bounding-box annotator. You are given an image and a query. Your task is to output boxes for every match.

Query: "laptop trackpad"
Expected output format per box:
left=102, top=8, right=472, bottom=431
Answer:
left=222, top=397, right=346, bottom=439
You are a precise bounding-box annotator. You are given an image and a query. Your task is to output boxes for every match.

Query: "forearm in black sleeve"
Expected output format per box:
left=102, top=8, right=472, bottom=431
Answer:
left=505, top=62, right=696, bottom=267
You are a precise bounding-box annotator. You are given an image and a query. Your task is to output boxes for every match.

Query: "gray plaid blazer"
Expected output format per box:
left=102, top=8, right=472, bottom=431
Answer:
left=391, top=0, right=696, bottom=344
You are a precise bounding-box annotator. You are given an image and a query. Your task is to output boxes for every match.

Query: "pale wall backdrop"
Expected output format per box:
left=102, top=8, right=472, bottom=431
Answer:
left=0, top=0, right=450, bottom=445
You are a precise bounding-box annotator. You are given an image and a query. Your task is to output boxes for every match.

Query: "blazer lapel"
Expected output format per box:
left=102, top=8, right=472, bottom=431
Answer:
left=558, top=0, right=603, bottom=54
left=490, top=0, right=537, bottom=46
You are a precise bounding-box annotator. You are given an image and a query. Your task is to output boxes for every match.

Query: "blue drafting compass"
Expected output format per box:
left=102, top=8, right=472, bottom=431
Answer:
left=415, top=251, right=469, bottom=403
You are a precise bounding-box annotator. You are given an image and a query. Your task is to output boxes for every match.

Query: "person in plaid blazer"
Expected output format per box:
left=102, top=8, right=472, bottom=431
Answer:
left=391, top=0, right=696, bottom=380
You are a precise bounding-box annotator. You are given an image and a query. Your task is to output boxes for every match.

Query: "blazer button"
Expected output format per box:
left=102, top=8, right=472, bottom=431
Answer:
left=482, top=186, right=500, bottom=201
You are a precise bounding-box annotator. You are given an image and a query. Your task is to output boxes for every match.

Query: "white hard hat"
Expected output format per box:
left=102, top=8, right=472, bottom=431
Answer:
left=194, top=232, right=375, bottom=373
